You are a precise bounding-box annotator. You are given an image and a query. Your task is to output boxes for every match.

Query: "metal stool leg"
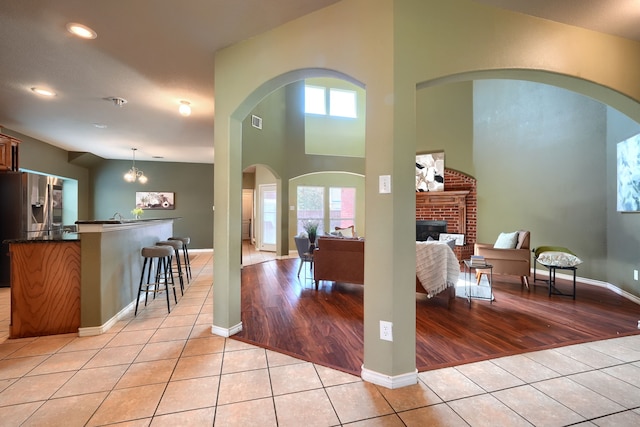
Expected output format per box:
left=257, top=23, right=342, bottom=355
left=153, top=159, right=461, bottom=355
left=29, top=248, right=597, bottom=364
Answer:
left=170, top=237, right=192, bottom=283
left=172, top=248, right=184, bottom=294
left=183, top=244, right=192, bottom=281
left=158, top=240, right=184, bottom=294
left=161, top=256, right=172, bottom=312
left=166, top=254, right=178, bottom=304
left=135, top=257, right=149, bottom=316
left=137, top=246, right=175, bottom=315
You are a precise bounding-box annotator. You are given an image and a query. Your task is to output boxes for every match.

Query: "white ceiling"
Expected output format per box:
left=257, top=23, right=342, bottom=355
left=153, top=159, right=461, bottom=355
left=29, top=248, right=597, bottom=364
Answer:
left=0, top=0, right=638, bottom=164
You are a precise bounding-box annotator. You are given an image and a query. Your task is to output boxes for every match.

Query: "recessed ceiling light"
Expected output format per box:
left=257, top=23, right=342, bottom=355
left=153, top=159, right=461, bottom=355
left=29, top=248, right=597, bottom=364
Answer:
left=66, top=22, right=97, bottom=39
left=92, top=123, right=107, bottom=129
left=31, top=87, right=56, bottom=97
left=179, top=100, right=191, bottom=117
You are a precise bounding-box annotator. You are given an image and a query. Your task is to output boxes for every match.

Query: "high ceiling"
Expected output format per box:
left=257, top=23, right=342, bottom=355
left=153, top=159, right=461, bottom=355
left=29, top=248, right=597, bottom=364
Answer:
left=0, top=0, right=638, bottom=164
left=474, top=0, right=640, bottom=41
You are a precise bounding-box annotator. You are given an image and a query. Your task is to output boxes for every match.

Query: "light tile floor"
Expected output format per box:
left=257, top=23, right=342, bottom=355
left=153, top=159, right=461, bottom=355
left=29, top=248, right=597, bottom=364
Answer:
left=0, top=250, right=639, bottom=426
left=242, top=240, right=276, bottom=266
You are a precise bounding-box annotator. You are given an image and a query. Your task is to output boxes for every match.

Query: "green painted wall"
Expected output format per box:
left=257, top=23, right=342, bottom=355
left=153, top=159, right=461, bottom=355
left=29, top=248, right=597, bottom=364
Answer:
left=304, top=77, right=366, bottom=157
left=91, top=160, right=214, bottom=249
left=473, top=80, right=607, bottom=279
left=416, top=82, right=474, bottom=175
left=80, top=221, right=173, bottom=327
left=285, top=82, right=365, bottom=178
left=242, top=87, right=288, bottom=175
left=243, top=82, right=365, bottom=178
left=606, top=109, right=640, bottom=296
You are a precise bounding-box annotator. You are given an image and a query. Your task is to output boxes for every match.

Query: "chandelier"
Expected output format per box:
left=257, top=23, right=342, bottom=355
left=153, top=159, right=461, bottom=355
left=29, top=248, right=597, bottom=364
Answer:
left=124, top=148, right=148, bottom=183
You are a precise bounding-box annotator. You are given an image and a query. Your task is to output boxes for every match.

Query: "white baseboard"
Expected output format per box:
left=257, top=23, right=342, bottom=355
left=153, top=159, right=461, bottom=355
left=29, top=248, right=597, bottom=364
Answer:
left=531, top=269, right=640, bottom=305
left=78, top=299, right=137, bottom=337
left=361, top=365, right=418, bottom=389
left=211, top=322, right=243, bottom=337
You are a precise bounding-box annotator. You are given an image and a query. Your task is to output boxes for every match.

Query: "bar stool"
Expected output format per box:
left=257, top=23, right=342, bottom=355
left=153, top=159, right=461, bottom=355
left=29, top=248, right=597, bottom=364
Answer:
left=135, top=245, right=177, bottom=316
left=157, top=239, right=185, bottom=295
left=169, top=237, right=192, bottom=282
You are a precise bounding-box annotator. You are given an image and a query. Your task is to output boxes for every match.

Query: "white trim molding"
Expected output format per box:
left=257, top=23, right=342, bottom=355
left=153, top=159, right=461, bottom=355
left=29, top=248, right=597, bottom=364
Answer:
left=189, top=248, right=214, bottom=254
left=78, top=299, right=136, bottom=337
left=532, top=269, right=640, bottom=305
left=211, top=322, right=243, bottom=337
left=361, top=365, right=418, bottom=389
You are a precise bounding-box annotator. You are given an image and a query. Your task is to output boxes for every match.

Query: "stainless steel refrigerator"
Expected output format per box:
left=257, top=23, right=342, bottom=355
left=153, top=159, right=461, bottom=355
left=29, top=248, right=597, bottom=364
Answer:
left=0, top=171, right=63, bottom=287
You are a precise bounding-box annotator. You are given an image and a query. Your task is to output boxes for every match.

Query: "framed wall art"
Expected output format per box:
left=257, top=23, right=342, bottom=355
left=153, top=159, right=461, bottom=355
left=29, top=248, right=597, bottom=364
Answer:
left=617, top=134, right=640, bottom=212
left=416, top=152, right=445, bottom=192
left=136, top=191, right=175, bottom=210
left=439, top=233, right=465, bottom=246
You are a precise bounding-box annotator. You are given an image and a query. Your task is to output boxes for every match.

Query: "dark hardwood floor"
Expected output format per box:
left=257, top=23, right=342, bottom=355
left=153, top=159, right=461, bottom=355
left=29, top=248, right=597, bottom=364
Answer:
left=232, top=258, right=640, bottom=376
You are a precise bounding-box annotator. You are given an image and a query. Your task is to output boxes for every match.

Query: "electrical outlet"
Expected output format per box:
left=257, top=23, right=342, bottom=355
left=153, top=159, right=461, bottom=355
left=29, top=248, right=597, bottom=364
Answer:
left=634, top=270, right=638, bottom=281
left=380, top=320, right=393, bottom=341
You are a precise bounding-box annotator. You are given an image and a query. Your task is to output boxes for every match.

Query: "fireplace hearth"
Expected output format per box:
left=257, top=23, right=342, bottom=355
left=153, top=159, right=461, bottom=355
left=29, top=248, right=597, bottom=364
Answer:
left=415, top=175, right=475, bottom=261
left=416, top=220, right=447, bottom=241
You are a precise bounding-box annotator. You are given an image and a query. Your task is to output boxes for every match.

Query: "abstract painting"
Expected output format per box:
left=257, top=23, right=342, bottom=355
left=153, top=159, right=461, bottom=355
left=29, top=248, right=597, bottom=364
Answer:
left=416, top=152, right=445, bottom=192
left=617, top=134, right=640, bottom=212
left=136, top=191, right=175, bottom=210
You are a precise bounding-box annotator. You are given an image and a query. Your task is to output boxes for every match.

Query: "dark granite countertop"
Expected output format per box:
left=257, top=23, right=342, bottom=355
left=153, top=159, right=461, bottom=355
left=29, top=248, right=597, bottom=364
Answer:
left=4, top=233, right=80, bottom=244
left=76, top=217, right=181, bottom=225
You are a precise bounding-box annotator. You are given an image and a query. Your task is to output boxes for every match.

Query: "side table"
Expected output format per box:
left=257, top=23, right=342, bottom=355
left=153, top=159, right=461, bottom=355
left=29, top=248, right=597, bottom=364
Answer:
left=463, top=259, right=494, bottom=305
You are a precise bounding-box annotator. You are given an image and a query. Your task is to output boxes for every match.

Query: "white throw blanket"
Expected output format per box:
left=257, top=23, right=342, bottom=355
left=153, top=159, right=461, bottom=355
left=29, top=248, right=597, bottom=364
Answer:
left=416, top=241, right=460, bottom=298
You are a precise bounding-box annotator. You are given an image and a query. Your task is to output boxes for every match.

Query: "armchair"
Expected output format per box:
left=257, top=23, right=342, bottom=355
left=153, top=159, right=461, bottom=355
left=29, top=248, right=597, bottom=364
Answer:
left=474, top=230, right=531, bottom=288
left=294, top=237, right=314, bottom=278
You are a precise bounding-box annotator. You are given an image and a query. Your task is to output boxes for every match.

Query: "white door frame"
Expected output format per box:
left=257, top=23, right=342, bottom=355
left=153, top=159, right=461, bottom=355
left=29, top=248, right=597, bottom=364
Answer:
left=258, top=183, right=277, bottom=251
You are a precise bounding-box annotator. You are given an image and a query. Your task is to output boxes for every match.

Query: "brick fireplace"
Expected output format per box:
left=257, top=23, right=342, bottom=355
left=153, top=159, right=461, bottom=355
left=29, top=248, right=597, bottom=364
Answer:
left=416, top=169, right=477, bottom=261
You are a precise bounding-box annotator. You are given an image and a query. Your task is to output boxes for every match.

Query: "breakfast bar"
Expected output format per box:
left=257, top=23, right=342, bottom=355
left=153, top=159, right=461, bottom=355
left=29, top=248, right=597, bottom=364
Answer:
left=75, top=218, right=178, bottom=336
left=5, top=218, right=178, bottom=338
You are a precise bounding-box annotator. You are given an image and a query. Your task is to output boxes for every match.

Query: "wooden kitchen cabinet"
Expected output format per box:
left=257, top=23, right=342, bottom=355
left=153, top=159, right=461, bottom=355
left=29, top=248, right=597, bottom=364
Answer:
left=9, top=240, right=81, bottom=338
left=0, top=133, right=21, bottom=171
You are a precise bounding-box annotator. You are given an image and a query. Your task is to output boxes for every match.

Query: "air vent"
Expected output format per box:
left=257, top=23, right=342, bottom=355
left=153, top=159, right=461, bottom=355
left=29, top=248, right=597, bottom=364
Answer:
left=251, top=115, right=262, bottom=130
left=105, top=96, right=127, bottom=107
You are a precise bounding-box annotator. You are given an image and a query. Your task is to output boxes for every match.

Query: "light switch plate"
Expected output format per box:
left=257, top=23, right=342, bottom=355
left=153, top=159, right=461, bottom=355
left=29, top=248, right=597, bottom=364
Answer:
left=379, top=175, right=391, bottom=194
